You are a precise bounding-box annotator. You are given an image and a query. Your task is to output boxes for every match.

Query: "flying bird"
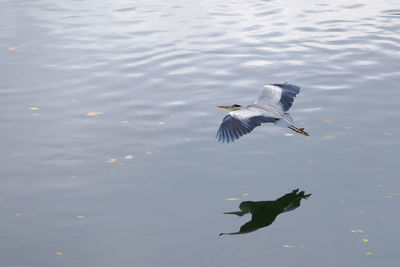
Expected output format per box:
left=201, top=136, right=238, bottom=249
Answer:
left=216, top=83, right=309, bottom=143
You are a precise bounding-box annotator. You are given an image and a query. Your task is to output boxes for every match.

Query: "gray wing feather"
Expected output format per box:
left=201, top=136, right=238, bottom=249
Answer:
left=217, top=114, right=275, bottom=143
left=257, top=83, right=301, bottom=113
left=272, top=83, right=300, bottom=112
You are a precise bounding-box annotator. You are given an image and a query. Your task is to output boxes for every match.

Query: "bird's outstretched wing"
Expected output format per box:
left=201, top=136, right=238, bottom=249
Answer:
left=216, top=108, right=275, bottom=143
left=256, top=83, right=300, bottom=112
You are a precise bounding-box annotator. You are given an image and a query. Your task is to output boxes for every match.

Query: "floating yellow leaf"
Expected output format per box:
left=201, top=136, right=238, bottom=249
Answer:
left=86, top=112, right=103, bottom=116
left=226, top=198, right=239, bottom=201
left=106, top=158, right=117, bottom=163
left=242, top=193, right=249, bottom=197
left=56, top=251, right=63, bottom=256
left=351, top=229, right=357, bottom=233
left=15, top=213, right=21, bottom=216
left=124, top=155, right=133, bottom=160
left=363, top=238, right=368, bottom=243
left=29, top=107, right=39, bottom=110
left=366, top=251, right=372, bottom=255
left=76, top=215, right=85, bottom=219
left=323, top=135, right=335, bottom=140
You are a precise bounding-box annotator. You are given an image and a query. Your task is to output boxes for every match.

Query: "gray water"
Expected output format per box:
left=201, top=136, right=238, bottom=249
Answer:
left=1, top=0, right=400, bottom=266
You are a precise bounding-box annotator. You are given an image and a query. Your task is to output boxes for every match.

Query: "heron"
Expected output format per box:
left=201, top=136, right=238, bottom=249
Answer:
left=216, top=83, right=309, bottom=143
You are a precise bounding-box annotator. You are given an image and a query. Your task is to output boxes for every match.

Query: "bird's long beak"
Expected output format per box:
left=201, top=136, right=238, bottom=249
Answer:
left=217, top=105, right=231, bottom=110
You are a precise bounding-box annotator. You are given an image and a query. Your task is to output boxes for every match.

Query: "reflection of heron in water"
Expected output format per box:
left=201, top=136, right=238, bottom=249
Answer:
left=217, top=83, right=309, bottom=143
left=220, top=189, right=311, bottom=236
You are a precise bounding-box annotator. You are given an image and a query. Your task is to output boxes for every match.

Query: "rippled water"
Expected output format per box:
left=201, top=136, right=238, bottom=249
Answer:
left=1, top=0, right=400, bottom=266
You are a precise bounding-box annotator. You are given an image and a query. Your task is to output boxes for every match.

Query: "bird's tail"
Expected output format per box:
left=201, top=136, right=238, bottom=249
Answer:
left=274, top=113, right=294, bottom=128
left=274, top=114, right=309, bottom=136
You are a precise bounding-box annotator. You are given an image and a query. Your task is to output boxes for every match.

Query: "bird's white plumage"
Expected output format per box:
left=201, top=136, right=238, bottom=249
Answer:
left=228, top=107, right=264, bottom=121
left=255, top=85, right=284, bottom=109
left=256, top=84, right=282, bottom=104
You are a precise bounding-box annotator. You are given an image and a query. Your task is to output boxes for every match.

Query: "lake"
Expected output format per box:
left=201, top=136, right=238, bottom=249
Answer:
left=1, top=0, right=400, bottom=266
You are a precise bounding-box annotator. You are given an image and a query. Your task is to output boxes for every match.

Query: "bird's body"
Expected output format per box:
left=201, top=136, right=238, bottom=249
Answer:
left=217, top=83, right=308, bottom=143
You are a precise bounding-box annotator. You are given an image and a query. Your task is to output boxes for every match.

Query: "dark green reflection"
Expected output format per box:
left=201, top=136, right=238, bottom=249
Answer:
left=220, top=189, right=311, bottom=236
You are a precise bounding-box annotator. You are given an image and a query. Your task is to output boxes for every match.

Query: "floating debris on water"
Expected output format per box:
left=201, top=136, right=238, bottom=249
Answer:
left=242, top=193, right=249, bottom=197
left=284, top=133, right=293, bottom=136
left=76, top=216, right=85, bottom=219
left=124, top=155, right=133, bottom=160
left=363, top=238, right=368, bottom=243
left=56, top=251, right=63, bottom=256
left=29, top=107, right=39, bottom=110
left=158, top=121, right=165, bottom=125
left=323, top=135, right=335, bottom=140
left=15, top=213, right=21, bottom=216
left=86, top=112, right=103, bottom=116
left=145, top=151, right=153, bottom=155
left=226, top=198, right=239, bottom=201
left=106, top=158, right=117, bottom=163
left=283, top=244, right=305, bottom=248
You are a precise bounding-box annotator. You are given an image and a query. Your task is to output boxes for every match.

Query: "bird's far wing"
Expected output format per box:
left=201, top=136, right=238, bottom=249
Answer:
left=216, top=109, right=275, bottom=143
left=256, top=83, right=300, bottom=112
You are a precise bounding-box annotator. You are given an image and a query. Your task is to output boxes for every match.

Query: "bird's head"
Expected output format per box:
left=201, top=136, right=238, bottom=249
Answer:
left=217, top=104, right=243, bottom=111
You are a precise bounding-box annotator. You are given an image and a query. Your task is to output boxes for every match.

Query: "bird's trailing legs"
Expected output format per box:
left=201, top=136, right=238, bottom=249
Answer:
left=288, top=125, right=309, bottom=136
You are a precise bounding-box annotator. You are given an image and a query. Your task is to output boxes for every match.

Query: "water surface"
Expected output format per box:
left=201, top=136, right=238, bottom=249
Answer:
left=1, top=0, right=400, bottom=266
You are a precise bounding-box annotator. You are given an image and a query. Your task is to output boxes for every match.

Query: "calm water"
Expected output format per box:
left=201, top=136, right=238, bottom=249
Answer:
left=1, top=0, right=400, bottom=266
